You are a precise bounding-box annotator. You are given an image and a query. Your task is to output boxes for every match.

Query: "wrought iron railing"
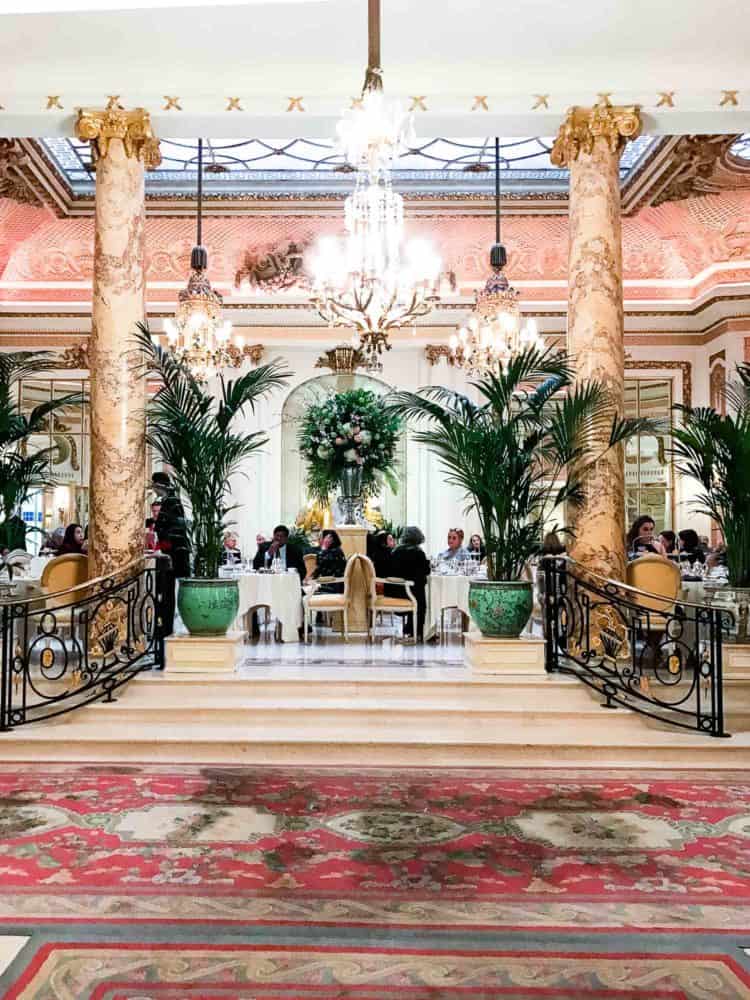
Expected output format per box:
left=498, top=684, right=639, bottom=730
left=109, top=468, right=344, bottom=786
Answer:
left=0, top=557, right=165, bottom=731
left=543, top=556, right=731, bottom=738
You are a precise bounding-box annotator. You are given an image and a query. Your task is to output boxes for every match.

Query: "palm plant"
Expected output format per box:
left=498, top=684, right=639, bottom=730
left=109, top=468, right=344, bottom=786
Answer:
left=0, top=352, right=84, bottom=547
left=670, top=364, right=750, bottom=588
left=389, top=346, right=648, bottom=581
left=136, top=325, right=290, bottom=579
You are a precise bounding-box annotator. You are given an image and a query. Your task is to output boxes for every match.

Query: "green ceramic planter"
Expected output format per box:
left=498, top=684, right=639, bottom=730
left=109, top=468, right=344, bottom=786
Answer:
left=178, top=578, right=239, bottom=637
left=468, top=579, right=533, bottom=638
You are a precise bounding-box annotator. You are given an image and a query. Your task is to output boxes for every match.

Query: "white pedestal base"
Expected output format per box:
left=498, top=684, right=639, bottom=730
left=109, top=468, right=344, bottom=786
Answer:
left=165, top=630, right=245, bottom=673
left=726, top=644, right=750, bottom=674
left=465, top=632, right=546, bottom=675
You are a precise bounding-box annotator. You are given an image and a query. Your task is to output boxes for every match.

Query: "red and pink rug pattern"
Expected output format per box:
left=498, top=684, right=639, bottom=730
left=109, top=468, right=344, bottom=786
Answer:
left=0, top=765, right=749, bottom=998
left=1, top=765, right=750, bottom=906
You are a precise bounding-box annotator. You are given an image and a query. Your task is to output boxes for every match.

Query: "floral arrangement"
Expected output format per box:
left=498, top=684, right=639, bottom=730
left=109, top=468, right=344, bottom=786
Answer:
left=298, top=388, right=401, bottom=504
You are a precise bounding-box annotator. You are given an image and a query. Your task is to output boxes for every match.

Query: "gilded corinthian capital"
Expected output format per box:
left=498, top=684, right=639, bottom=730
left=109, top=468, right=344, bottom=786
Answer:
left=75, top=105, right=161, bottom=170
left=551, top=99, right=641, bottom=167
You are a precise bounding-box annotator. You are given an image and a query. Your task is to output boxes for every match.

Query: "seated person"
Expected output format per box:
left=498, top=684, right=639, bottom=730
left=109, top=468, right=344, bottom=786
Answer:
left=438, top=528, right=471, bottom=564
left=627, top=515, right=666, bottom=558
left=468, top=533, right=486, bottom=560
left=310, top=529, right=346, bottom=594
left=389, top=526, right=431, bottom=643
left=59, top=523, right=85, bottom=556
left=369, top=530, right=393, bottom=579
left=253, top=524, right=306, bottom=580
left=659, top=530, right=677, bottom=556
left=706, top=543, right=727, bottom=572
left=40, top=525, right=65, bottom=555
left=678, top=528, right=705, bottom=565
left=221, top=531, right=243, bottom=566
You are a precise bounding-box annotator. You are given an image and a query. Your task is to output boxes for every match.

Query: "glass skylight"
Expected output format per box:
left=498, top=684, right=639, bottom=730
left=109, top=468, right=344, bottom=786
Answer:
left=41, top=135, right=658, bottom=197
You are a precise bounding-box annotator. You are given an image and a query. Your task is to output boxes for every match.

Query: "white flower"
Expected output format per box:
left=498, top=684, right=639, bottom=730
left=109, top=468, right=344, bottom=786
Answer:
left=343, top=448, right=358, bottom=462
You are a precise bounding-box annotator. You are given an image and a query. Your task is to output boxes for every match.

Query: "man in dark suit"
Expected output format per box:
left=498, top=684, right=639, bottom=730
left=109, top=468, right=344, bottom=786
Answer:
left=152, top=470, right=191, bottom=640
left=253, top=524, right=306, bottom=581
left=251, top=524, right=305, bottom=640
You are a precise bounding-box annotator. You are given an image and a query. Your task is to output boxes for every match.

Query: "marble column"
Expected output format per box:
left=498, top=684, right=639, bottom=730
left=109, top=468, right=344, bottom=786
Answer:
left=75, top=105, right=161, bottom=576
left=551, top=99, right=641, bottom=581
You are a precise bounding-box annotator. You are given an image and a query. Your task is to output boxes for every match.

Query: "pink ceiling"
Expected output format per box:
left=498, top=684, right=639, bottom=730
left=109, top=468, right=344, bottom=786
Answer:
left=1, top=189, right=750, bottom=304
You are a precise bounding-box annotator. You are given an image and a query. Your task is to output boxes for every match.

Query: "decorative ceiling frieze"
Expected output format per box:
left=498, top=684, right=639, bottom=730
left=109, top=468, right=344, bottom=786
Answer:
left=651, top=134, right=744, bottom=206
left=233, top=242, right=307, bottom=291
left=0, top=139, right=43, bottom=206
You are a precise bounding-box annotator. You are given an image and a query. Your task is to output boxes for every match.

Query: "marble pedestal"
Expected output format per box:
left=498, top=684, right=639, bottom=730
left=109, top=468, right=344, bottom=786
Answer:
left=726, top=644, right=750, bottom=674
left=465, top=632, right=546, bottom=675
left=165, top=630, right=246, bottom=673
left=337, top=525, right=368, bottom=558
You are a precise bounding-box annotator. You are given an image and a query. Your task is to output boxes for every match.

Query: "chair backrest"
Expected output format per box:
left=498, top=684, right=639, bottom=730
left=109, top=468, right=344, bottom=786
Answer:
left=342, top=553, right=361, bottom=603
left=303, top=552, right=317, bottom=578
left=41, top=553, right=89, bottom=593
left=358, top=554, right=377, bottom=604
left=626, top=555, right=681, bottom=616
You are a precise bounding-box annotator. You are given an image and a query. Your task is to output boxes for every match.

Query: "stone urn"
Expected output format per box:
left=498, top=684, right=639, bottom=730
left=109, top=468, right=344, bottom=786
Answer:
left=178, top=578, right=239, bottom=637
left=338, top=462, right=363, bottom=525
left=468, top=579, right=534, bottom=638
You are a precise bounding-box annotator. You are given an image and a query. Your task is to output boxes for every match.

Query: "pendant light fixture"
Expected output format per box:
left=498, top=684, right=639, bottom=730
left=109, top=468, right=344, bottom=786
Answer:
left=449, top=137, right=543, bottom=374
left=163, top=138, right=242, bottom=380
left=310, top=0, right=441, bottom=372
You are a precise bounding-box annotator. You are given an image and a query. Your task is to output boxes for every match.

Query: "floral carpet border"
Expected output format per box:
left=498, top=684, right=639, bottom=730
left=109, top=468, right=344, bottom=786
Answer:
left=6, top=942, right=750, bottom=1000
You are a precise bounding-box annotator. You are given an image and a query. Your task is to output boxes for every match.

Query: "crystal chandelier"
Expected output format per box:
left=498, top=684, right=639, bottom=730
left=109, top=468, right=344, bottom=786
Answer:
left=310, top=0, right=440, bottom=372
left=163, top=138, right=242, bottom=381
left=449, top=137, right=544, bottom=375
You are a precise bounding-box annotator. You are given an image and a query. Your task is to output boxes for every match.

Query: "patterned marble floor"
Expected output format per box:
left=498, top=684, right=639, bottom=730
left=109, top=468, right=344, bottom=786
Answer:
left=0, top=764, right=749, bottom=998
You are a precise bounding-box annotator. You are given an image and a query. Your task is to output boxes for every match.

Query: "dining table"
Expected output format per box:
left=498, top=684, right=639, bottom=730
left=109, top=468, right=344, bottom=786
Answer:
left=219, top=568, right=303, bottom=642
left=426, top=572, right=473, bottom=640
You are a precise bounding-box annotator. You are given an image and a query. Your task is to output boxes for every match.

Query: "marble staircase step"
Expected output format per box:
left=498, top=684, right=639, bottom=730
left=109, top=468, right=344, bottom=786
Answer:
left=0, top=714, right=745, bottom=767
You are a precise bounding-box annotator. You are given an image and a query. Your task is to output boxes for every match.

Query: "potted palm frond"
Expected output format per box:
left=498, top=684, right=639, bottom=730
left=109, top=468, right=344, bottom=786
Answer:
left=0, top=352, right=84, bottom=559
left=671, top=363, right=750, bottom=640
left=390, top=346, right=647, bottom=638
left=136, top=325, right=289, bottom=636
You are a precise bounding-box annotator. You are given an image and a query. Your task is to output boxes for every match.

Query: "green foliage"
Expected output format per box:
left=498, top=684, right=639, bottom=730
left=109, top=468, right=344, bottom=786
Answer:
left=288, top=525, right=314, bottom=553
left=298, top=388, right=401, bottom=505
left=378, top=517, right=404, bottom=541
left=136, top=324, right=290, bottom=579
left=670, top=364, right=750, bottom=587
left=0, top=352, right=84, bottom=529
left=389, top=346, right=649, bottom=581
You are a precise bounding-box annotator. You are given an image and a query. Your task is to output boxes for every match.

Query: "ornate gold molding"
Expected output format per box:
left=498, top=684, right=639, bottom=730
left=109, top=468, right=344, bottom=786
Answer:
left=624, top=359, right=692, bottom=408
left=59, top=341, right=90, bottom=369
left=75, top=105, right=161, bottom=169
left=551, top=99, right=641, bottom=167
left=0, top=139, right=41, bottom=205
left=652, top=134, right=740, bottom=206
left=709, top=348, right=726, bottom=368
left=315, top=344, right=367, bottom=374
left=228, top=343, right=264, bottom=366
left=710, top=362, right=727, bottom=415
left=424, top=344, right=454, bottom=366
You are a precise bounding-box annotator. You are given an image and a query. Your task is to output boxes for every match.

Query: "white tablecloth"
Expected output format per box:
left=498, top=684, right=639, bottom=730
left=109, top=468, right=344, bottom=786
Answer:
left=426, top=574, right=471, bottom=637
left=224, top=571, right=302, bottom=642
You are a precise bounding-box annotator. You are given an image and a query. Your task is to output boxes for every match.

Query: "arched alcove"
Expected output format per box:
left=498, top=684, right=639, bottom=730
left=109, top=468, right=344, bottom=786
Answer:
left=280, top=373, right=407, bottom=528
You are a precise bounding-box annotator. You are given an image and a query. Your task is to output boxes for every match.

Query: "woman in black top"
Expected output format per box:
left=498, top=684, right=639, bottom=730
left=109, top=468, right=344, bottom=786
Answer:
left=468, top=533, right=486, bottom=560
left=388, top=525, right=431, bottom=642
left=678, top=528, right=705, bottom=565
left=59, top=523, right=85, bottom=556
left=369, top=530, right=393, bottom=579
left=312, top=530, right=347, bottom=594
